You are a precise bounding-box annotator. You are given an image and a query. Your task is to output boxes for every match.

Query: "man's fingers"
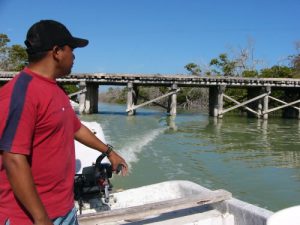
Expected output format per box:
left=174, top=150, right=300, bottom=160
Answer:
left=116, top=164, right=123, bottom=174
left=118, top=163, right=128, bottom=176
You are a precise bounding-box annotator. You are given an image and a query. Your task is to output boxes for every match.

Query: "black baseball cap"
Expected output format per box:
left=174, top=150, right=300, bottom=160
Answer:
left=25, top=20, right=89, bottom=54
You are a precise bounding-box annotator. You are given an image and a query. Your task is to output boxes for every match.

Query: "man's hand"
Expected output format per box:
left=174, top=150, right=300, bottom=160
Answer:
left=107, top=151, right=128, bottom=176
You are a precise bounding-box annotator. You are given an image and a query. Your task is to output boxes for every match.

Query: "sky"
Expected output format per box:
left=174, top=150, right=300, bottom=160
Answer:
left=0, top=0, right=299, bottom=75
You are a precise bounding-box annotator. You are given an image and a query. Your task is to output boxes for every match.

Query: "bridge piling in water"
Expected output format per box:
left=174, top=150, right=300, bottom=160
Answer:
left=79, top=81, right=98, bottom=114
left=78, top=81, right=86, bottom=114
left=167, top=84, right=178, bottom=116
left=262, top=86, right=271, bottom=120
left=209, top=85, right=225, bottom=118
left=127, top=82, right=138, bottom=116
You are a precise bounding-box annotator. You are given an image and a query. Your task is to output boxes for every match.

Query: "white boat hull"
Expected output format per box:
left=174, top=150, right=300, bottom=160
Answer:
left=77, top=180, right=273, bottom=225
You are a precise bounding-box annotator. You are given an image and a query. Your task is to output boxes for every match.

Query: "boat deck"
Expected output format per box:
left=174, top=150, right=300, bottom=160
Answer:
left=79, top=208, right=233, bottom=225
left=76, top=180, right=273, bottom=225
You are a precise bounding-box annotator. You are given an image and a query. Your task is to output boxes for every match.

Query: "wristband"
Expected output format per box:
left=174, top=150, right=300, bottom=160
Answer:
left=105, top=144, right=114, bottom=157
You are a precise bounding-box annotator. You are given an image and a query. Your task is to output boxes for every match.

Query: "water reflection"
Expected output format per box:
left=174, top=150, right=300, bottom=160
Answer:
left=174, top=115, right=300, bottom=210
left=166, top=116, right=178, bottom=131
left=204, top=117, right=300, bottom=169
left=257, top=119, right=270, bottom=152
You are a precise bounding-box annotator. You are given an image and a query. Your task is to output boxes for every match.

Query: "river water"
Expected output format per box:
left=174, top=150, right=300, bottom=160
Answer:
left=79, top=102, right=300, bottom=212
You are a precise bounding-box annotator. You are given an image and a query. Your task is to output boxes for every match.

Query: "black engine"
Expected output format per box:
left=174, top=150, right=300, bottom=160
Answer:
left=74, top=154, right=113, bottom=214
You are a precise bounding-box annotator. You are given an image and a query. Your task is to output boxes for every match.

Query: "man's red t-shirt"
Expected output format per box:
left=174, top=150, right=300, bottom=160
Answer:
left=0, top=68, right=82, bottom=224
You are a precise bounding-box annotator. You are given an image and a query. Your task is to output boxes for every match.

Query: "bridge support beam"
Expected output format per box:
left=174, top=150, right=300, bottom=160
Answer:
left=209, top=85, right=225, bottom=118
left=262, top=86, right=271, bottom=120
left=127, top=82, right=138, bottom=116
left=167, top=84, right=178, bottom=116
left=79, top=81, right=98, bottom=114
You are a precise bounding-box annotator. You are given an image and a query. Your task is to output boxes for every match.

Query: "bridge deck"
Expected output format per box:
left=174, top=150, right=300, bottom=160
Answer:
left=1, top=72, right=300, bottom=88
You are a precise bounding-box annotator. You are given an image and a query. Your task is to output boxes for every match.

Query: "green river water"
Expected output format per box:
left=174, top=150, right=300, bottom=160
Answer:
left=79, top=102, right=300, bottom=212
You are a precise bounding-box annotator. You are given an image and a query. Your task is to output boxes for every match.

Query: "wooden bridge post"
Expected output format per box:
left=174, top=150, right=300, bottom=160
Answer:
left=87, top=83, right=99, bottom=113
left=167, top=84, right=178, bottom=116
left=127, top=82, right=138, bottom=116
left=79, top=81, right=99, bottom=114
left=217, top=85, right=225, bottom=118
left=209, top=87, right=217, bottom=117
left=209, top=85, right=225, bottom=118
left=262, top=86, right=271, bottom=120
left=79, top=81, right=86, bottom=114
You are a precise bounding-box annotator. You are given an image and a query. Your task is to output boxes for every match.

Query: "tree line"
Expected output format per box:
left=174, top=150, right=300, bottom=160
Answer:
left=181, top=42, right=300, bottom=110
left=101, top=41, right=300, bottom=110
left=0, top=34, right=27, bottom=71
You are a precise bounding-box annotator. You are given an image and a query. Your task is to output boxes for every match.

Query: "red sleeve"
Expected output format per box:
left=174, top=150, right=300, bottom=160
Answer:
left=0, top=74, right=36, bottom=155
left=9, top=93, right=36, bottom=155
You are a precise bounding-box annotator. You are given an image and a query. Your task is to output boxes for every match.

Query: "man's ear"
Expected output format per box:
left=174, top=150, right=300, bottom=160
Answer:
left=52, top=46, right=62, bottom=61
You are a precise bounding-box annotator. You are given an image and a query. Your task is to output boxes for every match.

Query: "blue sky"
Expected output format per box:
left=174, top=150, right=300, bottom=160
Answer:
left=0, top=0, right=299, bottom=74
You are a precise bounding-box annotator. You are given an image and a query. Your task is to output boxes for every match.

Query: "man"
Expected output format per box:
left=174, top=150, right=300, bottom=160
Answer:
left=0, top=20, right=128, bottom=225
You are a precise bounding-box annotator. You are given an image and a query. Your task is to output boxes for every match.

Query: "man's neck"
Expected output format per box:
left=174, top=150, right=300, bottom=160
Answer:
left=27, top=63, right=57, bottom=80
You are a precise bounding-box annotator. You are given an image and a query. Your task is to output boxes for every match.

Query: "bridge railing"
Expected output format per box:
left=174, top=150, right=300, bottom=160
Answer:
left=2, top=71, right=300, bottom=88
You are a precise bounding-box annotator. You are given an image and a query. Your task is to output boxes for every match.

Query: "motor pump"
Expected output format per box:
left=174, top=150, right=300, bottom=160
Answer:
left=74, top=154, right=119, bottom=214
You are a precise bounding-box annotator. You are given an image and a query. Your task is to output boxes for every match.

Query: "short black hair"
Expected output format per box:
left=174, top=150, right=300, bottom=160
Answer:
left=27, top=51, right=48, bottom=63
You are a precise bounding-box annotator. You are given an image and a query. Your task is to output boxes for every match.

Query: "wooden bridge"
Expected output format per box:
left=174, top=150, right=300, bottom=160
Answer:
left=1, top=71, right=300, bottom=119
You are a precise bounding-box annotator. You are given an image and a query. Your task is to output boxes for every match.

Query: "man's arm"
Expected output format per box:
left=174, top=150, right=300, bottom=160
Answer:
left=74, top=124, right=128, bottom=176
left=2, top=152, right=53, bottom=225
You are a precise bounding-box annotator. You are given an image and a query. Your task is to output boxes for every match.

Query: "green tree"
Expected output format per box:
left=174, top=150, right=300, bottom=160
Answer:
left=209, top=53, right=237, bottom=76
left=0, top=33, right=10, bottom=70
left=0, top=34, right=10, bottom=47
left=289, top=41, right=300, bottom=78
left=242, top=70, right=258, bottom=78
left=291, top=54, right=300, bottom=78
left=7, top=44, right=27, bottom=71
left=260, top=66, right=293, bottom=78
left=60, top=84, right=79, bottom=95
left=208, top=39, right=263, bottom=77
left=184, top=63, right=201, bottom=75
left=0, top=33, right=27, bottom=71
